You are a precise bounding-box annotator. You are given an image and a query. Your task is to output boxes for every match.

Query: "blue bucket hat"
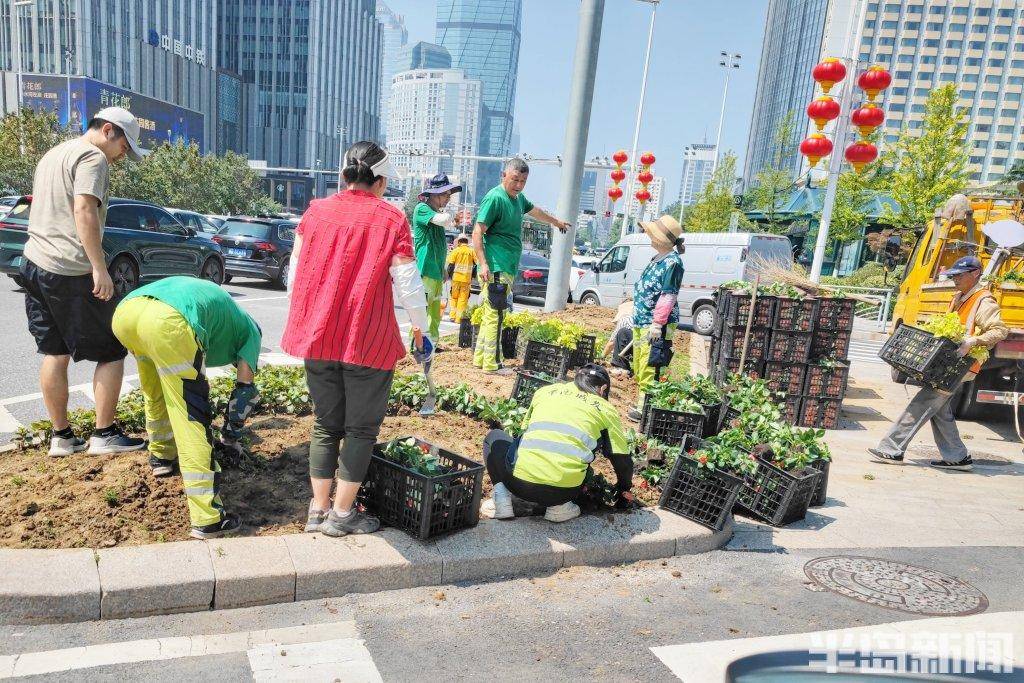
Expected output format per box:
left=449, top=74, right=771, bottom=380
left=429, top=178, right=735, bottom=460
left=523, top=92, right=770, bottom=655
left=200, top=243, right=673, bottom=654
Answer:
left=942, top=255, right=982, bottom=277
left=418, top=173, right=462, bottom=199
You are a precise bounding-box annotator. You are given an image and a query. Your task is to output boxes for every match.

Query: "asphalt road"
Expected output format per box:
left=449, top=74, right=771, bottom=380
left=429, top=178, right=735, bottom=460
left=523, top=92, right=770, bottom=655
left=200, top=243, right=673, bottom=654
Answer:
left=2, top=544, right=1022, bottom=681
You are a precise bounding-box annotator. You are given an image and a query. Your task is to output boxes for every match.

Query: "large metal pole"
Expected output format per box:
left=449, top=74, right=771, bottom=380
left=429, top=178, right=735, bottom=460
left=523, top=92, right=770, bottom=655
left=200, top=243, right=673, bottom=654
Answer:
left=621, top=0, right=658, bottom=237
left=712, top=68, right=731, bottom=174
left=544, top=0, right=605, bottom=312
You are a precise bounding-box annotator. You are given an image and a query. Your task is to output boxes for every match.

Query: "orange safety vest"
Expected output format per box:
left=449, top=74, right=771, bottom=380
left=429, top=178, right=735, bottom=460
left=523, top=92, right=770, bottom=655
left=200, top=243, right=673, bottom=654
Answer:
left=950, top=288, right=990, bottom=374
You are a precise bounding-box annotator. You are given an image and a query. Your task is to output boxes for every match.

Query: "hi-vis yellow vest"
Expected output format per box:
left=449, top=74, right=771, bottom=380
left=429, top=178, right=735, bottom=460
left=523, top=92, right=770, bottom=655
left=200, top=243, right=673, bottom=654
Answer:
left=447, top=245, right=476, bottom=284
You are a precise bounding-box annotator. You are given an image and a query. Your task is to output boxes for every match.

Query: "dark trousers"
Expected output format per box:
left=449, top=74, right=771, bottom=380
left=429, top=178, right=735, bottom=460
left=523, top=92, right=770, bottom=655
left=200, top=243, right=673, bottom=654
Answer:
left=305, top=360, right=394, bottom=482
left=611, top=326, right=634, bottom=375
left=484, top=429, right=582, bottom=507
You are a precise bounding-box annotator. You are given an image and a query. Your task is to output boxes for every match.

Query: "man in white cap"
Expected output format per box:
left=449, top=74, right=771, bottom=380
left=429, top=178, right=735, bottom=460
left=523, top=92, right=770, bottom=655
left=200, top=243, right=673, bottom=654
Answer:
left=19, top=107, right=148, bottom=457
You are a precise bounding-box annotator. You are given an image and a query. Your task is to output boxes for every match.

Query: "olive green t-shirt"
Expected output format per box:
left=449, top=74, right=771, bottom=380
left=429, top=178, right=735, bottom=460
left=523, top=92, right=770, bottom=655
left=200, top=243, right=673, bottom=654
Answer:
left=412, top=202, right=447, bottom=282
left=25, top=138, right=110, bottom=276
left=122, top=276, right=262, bottom=370
left=475, top=185, right=534, bottom=276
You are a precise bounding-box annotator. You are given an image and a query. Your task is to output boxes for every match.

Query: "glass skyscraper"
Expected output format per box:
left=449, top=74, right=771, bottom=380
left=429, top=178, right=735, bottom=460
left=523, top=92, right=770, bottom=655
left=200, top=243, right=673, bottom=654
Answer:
left=436, top=0, right=523, bottom=199
left=395, top=42, right=453, bottom=71
left=377, top=2, right=408, bottom=144
left=679, top=143, right=717, bottom=206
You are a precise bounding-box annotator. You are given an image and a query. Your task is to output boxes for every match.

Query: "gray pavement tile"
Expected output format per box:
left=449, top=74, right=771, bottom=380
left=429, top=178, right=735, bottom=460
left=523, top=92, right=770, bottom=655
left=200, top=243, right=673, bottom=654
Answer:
left=208, top=536, right=296, bottom=610
left=97, top=541, right=214, bottom=619
left=433, top=517, right=564, bottom=583
left=0, top=548, right=100, bottom=624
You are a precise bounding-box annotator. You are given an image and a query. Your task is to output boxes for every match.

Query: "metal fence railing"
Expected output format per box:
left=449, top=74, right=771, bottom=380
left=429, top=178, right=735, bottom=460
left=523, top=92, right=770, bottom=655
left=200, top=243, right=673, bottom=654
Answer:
left=822, top=284, right=896, bottom=331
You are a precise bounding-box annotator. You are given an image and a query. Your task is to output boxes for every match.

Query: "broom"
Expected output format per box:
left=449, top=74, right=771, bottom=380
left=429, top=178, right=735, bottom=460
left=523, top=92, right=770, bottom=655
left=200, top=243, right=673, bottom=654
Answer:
left=748, top=256, right=878, bottom=304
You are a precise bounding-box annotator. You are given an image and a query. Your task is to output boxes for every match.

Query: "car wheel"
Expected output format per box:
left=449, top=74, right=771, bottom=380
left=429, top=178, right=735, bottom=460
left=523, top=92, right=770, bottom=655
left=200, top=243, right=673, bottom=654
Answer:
left=200, top=257, right=224, bottom=285
left=108, top=256, right=138, bottom=298
left=692, top=303, right=717, bottom=336
left=274, top=257, right=289, bottom=290
left=579, top=292, right=600, bottom=306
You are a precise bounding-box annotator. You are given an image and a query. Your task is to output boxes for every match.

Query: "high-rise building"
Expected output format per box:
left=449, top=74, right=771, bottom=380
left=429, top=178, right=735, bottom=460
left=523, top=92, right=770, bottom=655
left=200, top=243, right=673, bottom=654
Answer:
left=627, top=176, right=666, bottom=223
left=436, top=0, right=523, bottom=198
left=387, top=68, right=482, bottom=202
left=745, top=0, right=1024, bottom=187
left=394, top=42, right=452, bottom=71
left=679, top=143, right=718, bottom=207
left=219, top=0, right=382, bottom=185
left=579, top=170, right=599, bottom=214
left=377, top=2, right=408, bottom=143
left=0, top=1, right=220, bottom=151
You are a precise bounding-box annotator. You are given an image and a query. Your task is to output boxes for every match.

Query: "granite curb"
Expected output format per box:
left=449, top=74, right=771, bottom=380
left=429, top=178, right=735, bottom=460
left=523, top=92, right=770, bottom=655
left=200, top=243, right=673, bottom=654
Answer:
left=0, top=508, right=731, bottom=625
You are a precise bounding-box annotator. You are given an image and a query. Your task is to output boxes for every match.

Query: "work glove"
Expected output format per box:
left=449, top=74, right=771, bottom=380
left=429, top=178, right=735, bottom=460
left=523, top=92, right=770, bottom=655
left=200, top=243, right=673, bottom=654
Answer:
left=647, top=322, right=665, bottom=343
left=614, top=490, right=640, bottom=511
left=223, top=381, right=259, bottom=442
left=411, top=333, right=435, bottom=365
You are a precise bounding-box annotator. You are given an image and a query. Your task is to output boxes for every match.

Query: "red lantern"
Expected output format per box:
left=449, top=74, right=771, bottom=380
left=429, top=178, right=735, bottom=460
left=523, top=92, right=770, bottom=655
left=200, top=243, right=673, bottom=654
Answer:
left=845, top=141, right=878, bottom=173
left=640, top=152, right=656, bottom=166
left=851, top=104, right=885, bottom=138
left=610, top=168, right=626, bottom=183
left=608, top=186, right=624, bottom=201
left=806, top=96, right=841, bottom=131
left=858, top=66, right=892, bottom=101
left=799, top=133, right=834, bottom=168
left=812, top=58, right=847, bottom=94
left=637, top=170, right=654, bottom=184
left=635, top=189, right=652, bottom=203
left=613, top=150, right=628, bottom=165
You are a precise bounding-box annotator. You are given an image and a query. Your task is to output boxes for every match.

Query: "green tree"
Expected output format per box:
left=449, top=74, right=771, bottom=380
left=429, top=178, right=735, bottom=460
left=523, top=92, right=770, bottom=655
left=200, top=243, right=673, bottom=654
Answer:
left=403, top=192, right=419, bottom=223
left=1003, top=159, right=1024, bottom=183
left=746, top=112, right=798, bottom=235
left=879, top=84, right=970, bottom=234
left=684, top=153, right=750, bottom=233
left=0, top=109, right=76, bottom=194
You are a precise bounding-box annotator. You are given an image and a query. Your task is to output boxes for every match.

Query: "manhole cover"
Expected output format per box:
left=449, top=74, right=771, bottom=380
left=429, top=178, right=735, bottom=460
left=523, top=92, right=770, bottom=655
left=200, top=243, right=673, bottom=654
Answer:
left=803, top=556, right=989, bottom=616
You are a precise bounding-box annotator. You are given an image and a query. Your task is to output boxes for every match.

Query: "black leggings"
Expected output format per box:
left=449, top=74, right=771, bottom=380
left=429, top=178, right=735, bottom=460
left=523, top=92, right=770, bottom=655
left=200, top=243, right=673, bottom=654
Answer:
left=484, top=429, right=582, bottom=507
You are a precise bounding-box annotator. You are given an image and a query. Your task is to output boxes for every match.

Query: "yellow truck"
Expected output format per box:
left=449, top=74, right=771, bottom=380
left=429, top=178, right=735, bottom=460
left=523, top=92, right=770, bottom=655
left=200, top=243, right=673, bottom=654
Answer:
left=890, top=194, right=1024, bottom=418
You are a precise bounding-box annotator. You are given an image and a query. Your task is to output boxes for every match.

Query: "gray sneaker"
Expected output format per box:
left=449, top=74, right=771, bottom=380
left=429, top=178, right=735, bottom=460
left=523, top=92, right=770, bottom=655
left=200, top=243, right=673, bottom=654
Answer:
left=88, top=425, right=147, bottom=455
left=49, top=434, right=87, bottom=457
left=305, top=505, right=330, bottom=533
left=320, top=508, right=381, bottom=537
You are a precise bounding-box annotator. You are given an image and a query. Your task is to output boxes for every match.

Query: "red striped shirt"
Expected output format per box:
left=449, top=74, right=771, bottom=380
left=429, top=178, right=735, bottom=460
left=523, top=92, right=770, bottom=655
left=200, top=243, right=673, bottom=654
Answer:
left=281, top=189, right=413, bottom=370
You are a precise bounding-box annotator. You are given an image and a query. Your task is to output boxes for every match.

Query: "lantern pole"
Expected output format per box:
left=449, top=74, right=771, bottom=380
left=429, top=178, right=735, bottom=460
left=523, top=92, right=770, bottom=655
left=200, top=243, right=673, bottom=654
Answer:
left=622, top=0, right=659, bottom=237
left=809, top=0, right=868, bottom=283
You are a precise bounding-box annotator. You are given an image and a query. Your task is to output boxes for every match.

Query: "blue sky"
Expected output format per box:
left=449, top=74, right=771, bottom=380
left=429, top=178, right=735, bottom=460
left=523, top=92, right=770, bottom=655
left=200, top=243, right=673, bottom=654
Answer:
left=384, top=0, right=770, bottom=210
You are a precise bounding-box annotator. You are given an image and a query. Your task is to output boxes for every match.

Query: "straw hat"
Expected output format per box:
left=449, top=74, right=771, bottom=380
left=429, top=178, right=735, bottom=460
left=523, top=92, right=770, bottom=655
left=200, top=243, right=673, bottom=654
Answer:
left=639, top=214, right=683, bottom=251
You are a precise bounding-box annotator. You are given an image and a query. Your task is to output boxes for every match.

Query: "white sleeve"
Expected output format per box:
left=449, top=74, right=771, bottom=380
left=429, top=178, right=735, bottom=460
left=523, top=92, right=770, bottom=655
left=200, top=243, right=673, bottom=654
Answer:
left=390, top=260, right=430, bottom=333
left=430, top=212, right=453, bottom=228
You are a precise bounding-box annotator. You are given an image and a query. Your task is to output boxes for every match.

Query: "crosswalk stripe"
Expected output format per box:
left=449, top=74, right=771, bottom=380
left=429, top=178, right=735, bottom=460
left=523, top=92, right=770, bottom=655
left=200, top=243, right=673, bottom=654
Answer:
left=247, top=638, right=383, bottom=682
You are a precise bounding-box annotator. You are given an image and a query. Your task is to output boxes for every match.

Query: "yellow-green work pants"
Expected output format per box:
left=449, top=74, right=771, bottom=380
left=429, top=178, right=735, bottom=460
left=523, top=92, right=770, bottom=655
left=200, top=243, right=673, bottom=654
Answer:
left=632, top=324, right=677, bottom=408
left=112, top=297, right=224, bottom=527
left=473, top=273, right=513, bottom=371
left=423, top=276, right=443, bottom=340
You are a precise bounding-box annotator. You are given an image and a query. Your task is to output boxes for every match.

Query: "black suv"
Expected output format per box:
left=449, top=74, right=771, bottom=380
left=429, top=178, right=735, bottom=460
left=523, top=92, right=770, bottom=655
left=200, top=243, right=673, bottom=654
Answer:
left=214, top=216, right=296, bottom=289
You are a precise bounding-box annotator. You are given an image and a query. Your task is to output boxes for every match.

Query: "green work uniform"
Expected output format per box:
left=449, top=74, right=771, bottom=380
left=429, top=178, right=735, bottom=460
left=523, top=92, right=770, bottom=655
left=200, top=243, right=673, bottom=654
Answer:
left=513, top=383, right=629, bottom=489
left=475, top=185, right=534, bottom=276
left=413, top=202, right=446, bottom=339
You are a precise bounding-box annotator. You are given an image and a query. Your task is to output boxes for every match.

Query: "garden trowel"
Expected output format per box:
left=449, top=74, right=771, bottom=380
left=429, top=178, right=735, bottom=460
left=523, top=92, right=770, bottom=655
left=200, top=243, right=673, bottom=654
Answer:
left=413, top=328, right=438, bottom=416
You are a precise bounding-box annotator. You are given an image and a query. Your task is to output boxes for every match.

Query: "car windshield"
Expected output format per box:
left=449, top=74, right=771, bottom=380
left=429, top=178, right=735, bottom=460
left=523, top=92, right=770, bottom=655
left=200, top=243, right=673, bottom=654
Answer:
left=4, top=200, right=30, bottom=224
left=218, top=221, right=271, bottom=240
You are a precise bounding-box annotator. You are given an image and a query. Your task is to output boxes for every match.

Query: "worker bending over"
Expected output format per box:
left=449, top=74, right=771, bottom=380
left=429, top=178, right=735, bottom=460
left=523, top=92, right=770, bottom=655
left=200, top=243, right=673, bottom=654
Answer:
left=446, top=234, right=476, bottom=322
left=112, top=276, right=262, bottom=539
left=483, top=364, right=634, bottom=523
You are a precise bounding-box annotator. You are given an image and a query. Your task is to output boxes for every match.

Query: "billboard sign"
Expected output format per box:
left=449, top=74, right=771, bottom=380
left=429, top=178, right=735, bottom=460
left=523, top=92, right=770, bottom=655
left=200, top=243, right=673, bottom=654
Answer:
left=20, top=75, right=205, bottom=152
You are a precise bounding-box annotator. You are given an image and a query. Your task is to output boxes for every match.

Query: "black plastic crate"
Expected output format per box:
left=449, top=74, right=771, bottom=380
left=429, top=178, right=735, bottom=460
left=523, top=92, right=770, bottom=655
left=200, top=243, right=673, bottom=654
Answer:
left=501, top=326, right=520, bottom=360
left=719, top=325, right=771, bottom=361
left=511, top=369, right=556, bottom=405
left=568, top=334, right=597, bottom=369
left=773, top=297, right=819, bottom=332
left=701, top=402, right=722, bottom=438
left=808, top=458, right=830, bottom=507
left=721, top=292, right=777, bottom=328
left=780, top=394, right=801, bottom=425
left=811, top=328, right=851, bottom=360
left=798, top=396, right=842, bottom=429
left=659, top=435, right=744, bottom=532
left=717, top=402, right=743, bottom=433
left=359, top=437, right=484, bottom=540
left=764, top=361, right=807, bottom=397
left=878, top=323, right=973, bottom=391
left=817, top=297, right=855, bottom=331
left=804, top=362, right=850, bottom=399
left=642, top=404, right=706, bottom=445
left=766, top=331, right=813, bottom=363
left=458, top=319, right=475, bottom=348
left=522, top=340, right=570, bottom=378
left=734, top=458, right=821, bottom=527
left=714, top=358, right=764, bottom=388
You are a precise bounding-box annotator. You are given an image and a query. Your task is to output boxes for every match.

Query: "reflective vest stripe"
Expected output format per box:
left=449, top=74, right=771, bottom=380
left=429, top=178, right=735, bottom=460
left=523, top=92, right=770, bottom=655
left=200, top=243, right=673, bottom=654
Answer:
left=519, top=438, right=595, bottom=464
left=524, top=421, right=598, bottom=451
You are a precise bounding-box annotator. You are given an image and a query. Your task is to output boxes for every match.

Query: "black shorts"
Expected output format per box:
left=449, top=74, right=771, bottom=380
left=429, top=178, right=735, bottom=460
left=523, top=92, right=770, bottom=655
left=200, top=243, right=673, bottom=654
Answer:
left=20, top=259, right=127, bottom=363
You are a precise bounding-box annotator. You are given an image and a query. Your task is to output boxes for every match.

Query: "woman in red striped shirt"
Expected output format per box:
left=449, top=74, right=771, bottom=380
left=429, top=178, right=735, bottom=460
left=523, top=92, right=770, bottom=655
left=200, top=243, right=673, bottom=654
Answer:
left=283, top=141, right=432, bottom=538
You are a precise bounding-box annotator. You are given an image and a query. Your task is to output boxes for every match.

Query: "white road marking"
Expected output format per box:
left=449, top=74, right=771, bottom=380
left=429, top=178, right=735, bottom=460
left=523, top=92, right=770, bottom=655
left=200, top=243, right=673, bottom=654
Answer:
left=0, top=405, right=20, bottom=433
left=0, top=621, right=362, bottom=679
left=651, top=610, right=1024, bottom=682
left=236, top=294, right=289, bottom=304
left=247, top=637, right=383, bottom=682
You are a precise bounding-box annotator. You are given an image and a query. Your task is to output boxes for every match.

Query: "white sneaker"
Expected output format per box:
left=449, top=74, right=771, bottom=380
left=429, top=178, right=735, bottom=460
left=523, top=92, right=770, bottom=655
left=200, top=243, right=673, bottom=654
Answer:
left=490, top=483, right=514, bottom=520
left=544, top=501, right=580, bottom=523
left=49, top=434, right=87, bottom=457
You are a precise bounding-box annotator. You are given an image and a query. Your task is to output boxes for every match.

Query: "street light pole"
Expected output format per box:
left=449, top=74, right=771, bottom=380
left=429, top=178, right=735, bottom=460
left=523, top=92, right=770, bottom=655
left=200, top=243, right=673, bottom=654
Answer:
left=621, top=0, right=659, bottom=238
left=544, top=0, right=605, bottom=312
left=712, top=52, right=741, bottom=174
left=336, top=126, right=348, bottom=191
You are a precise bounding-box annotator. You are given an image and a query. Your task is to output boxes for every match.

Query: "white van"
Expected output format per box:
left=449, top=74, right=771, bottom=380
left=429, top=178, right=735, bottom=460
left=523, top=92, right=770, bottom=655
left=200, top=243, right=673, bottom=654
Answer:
left=572, top=232, right=793, bottom=335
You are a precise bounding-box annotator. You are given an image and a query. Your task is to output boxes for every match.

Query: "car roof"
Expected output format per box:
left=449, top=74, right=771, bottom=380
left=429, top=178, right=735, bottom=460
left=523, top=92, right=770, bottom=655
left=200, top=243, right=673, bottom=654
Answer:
left=221, top=216, right=295, bottom=226
left=108, top=198, right=167, bottom=209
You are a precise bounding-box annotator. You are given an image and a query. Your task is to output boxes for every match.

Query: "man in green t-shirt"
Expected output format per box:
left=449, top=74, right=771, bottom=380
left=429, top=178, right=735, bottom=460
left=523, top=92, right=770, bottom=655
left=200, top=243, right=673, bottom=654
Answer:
left=112, top=276, right=263, bottom=539
left=472, top=158, right=571, bottom=373
left=413, top=173, right=462, bottom=340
